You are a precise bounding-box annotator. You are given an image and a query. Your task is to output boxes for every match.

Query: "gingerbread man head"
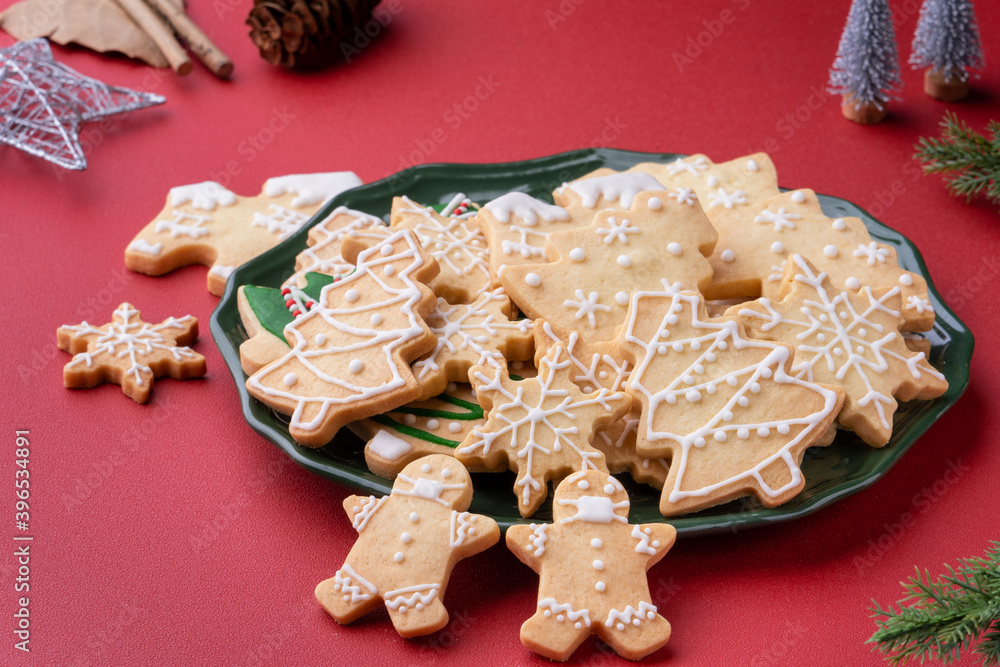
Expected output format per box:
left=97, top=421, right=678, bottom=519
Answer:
left=390, top=455, right=473, bottom=511
left=552, top=470, right=630, bottom=525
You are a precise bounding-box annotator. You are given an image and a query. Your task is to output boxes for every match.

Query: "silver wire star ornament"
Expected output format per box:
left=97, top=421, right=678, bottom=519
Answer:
left=0, top=38, right=165, bottom=170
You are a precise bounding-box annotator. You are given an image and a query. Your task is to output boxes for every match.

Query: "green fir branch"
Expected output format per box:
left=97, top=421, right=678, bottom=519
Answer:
left=868, top=541, right=1000, bottom=665
left=915, top=112, right=1000, bottom=207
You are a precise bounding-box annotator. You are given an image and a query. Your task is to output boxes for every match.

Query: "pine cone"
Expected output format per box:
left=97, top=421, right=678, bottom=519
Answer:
left=247, top=0, right=381, bottom=69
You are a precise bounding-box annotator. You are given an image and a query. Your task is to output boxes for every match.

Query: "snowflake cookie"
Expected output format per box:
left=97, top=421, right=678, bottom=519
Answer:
left=245, top=228, right=440, bottom=447
left=456, top=343, right=631, bottom=517
left=315, top=455, right=499, bottom=637
left=617, top=283, right=846, bottom=516
left=506, top=470, right=676, bottom=661
left=501, top=190, right=718, bottom=343
left=412, top=288, right=535, bottom=401
left=57, top=303, right=206, bottom=403
left=535, top=320, right=669, bottom=490
left=125, top=172, right=361, bottom=296
left=705, top=188, right=933, bottom=331
left=388, top=196, right=492, bottom=304
left=731, top=255, right=948, bottom=447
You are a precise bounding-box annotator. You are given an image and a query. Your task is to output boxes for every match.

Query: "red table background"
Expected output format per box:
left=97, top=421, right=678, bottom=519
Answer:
left=2, top=1, right=999, bottom=664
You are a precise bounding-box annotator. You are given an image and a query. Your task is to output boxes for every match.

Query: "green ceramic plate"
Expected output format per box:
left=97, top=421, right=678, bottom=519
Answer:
left=210, top=148, right=973, bottom=536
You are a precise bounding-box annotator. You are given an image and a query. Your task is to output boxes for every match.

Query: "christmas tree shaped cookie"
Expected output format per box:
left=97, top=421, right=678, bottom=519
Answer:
left=476, top=192, right=575, bottom=284
left=617, top=283, right=845, bottom=516
left=506, top=470, right=676, bottom=661
left=553, top=170, right=668, bottom=222
left=457, top=344, right=631, bottom=517
left=412, top=288, right=534, bottom=401
left=731, top=255, right=948, bottom=447
left=705, top=188, right=933, bottom=331
left=502, top=190, right=718, bottom=343
left=388, top=196, right=492, bottom=304
left=125, top=172, right=361, bottom=295
left=245, top=228, right=440, bottom=447
left=535, top=320, right=669, bottom=490
left=315, top=455, right=499, bottom=637
left=282, top=206, right=384, bottom=289
left=57, top=303, right=206, bottom=403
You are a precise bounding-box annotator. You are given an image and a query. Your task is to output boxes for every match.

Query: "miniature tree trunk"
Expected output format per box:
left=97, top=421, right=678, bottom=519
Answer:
left=841, top=93, right=888, bottom=125
left=924, top=68, right=971, bottom=101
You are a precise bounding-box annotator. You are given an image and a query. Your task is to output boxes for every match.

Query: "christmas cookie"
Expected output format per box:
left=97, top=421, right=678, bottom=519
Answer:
left=315, top=455, right=499, bottom=637
left=457, top=343, right=631, bottom=517
left=731, top=255, right=948, bottom=447
left=552, top=170, right=667, bottom=222
left=283, top=206, right=384, bottom=289
left=388, top=196, right=491, bottom=304
left=125, top=172, right=361, bottom=296
left=506, top=470, right=676, bottom=661
left=57, top=303, right=206, bottom=403
left=535, top=320, right=669, bottom=490
left=501, top=190, right=718, bottom=343
left=412, top=288, right=534, bottom=401
left=705, top=188, right=933, bottom=331
left=245, top=228, right=440, bottom=447
left=475, top=192, right=574, bottom=283
left=617, top=283, right=845, bottom=516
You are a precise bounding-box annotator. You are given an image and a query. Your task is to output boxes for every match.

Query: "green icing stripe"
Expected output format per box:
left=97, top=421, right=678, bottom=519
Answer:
left=243, top=285, right=294, bottom=345
left=371, top=415, right=461, bottom=448
left=392, top=393, right=483, bottom=420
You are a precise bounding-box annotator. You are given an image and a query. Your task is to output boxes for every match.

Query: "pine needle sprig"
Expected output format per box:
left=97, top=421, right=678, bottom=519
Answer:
left=868, top=541, right=1000, bottom=665
left=915, top=112, right=1000, bottom=207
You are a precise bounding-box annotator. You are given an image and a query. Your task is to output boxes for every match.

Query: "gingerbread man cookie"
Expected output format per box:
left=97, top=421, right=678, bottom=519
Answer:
left=315, top=455, right=499, bottom=637
left=57, top=303, right=206, bottom=403
left=245, top=228, right=440, bottom=447
left=125, top=172, right=361, bottom=295
left=457, top=343, right=631, bottom=517
left=506, top=470, right=676, bottom=661
left=618, top=283, right=845, bottom=516
left=731, top=255, right=948, bottom=447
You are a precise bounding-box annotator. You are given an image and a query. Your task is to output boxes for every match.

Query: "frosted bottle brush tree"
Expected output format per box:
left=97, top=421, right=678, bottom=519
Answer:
left=910, top=0, right=985, bottom=102
left=828, top=0, right=901, bottom=125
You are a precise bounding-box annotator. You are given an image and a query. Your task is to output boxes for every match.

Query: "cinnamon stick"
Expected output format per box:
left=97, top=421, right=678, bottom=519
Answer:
left=143, top=0, right=233, bottom=79
left=112, top=0, right=192, bottom=75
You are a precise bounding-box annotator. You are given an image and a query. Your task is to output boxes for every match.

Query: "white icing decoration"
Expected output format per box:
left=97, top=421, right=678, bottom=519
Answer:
left=632, top=524, right=657, bottom=555
left=129, top=239, right=162, bottom=256
left=538, top=598, right=591, bottom=627
left=263, top=172, right=362, bottom=207
left=528, top=523, right=548, bottom=556
left=623, top=283, right=843, bottom=503
left=209, top=265, right=235, bottom=279
left=63, top=305, right=198, bottom=388
left=349, top=359, right=364, bottom=374
left=706, top=175, right=719, bottom=187
left=720, top=249, right=735, bottom=263
left=746, top=159, right=759, bottom=172
left=450, top=511, right=476, bottom=547
left=596, top=216, right=640, bottom=245
left=617, top=254, right=632, bottom=268
left=591, top=538, right=602, bottom=548
left=315, top=334, right=327, bottom=345
left=754, top=207, right=801, bottom=232
left=790, top=190, right=806, bottom=203
left=281, top=207, right=383, bottom=290
left=605, top=602, right=658, bottom=630
left=666, top=156, right=707, bottom=177
left=155, top=210, right=211, bottom=238
left=771, top=241, right=784, bottom=253
left=823, top=245, right=839, bottom=258
left=593, top=560, right=604, bottom=570
left=351, top=495, right=387, bottom=532
left=409, top=512, right=419, bottom=522
left=899, top=274, right=914, bottom=286
left=252, top=204, right=309, bottom=240
left=169, top=181, right=237, bottom=211
left=845, top=277, right=861, bottom=290
left=558, top=495, right=629, bottom=524
left=371, top=313, right=383, bottom=325
left=564, top=172, right=665, bottom=208
left=426, top=419, right=440, bottom=430
left=615, top=291, right=629, bottom=306
left=596, top=581, right=606, bottom=592
left=525, top=273, right=541, bottom=287
left=853, top=242, right=890, bottom=266
left=647, top=196, right=663, bottom=210
left=448, top=422, right=462, bottom=433
left=483, top=192, right=569, bottom=224
left=905, top=296, right=933, bottom=313
left=384, top=584, right=438, bottom=611
left=368, top=431, right=412, bottom=461
left=569, top=248, right=586, bottom=262
left=344, top=288, right=360, bottom=302
left=333, top=564, right=378, bottom=603
left=393, top=552, right=405, bottom=562
left=392, top=472, right=466, bottom=506
left=563, top=290, right=611, bottom=328
left=708, top=187, right=748, bottom=209
left=667, top=188, right=696, bottom=206
left=832, top=218, right=846, bottom=230
left=283, top=373, right=298, bottom=386
left=667, top=242, right=682, bottom=256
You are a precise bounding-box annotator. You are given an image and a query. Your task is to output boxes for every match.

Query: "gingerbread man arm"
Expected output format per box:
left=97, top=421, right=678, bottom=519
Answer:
left=505, top=524, right=549, bottom=573
left=449, top=511, right=500, bottom=557
left=342, top=495, right=386, bottom=532
left=632, top=523, right=677, bottom=569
